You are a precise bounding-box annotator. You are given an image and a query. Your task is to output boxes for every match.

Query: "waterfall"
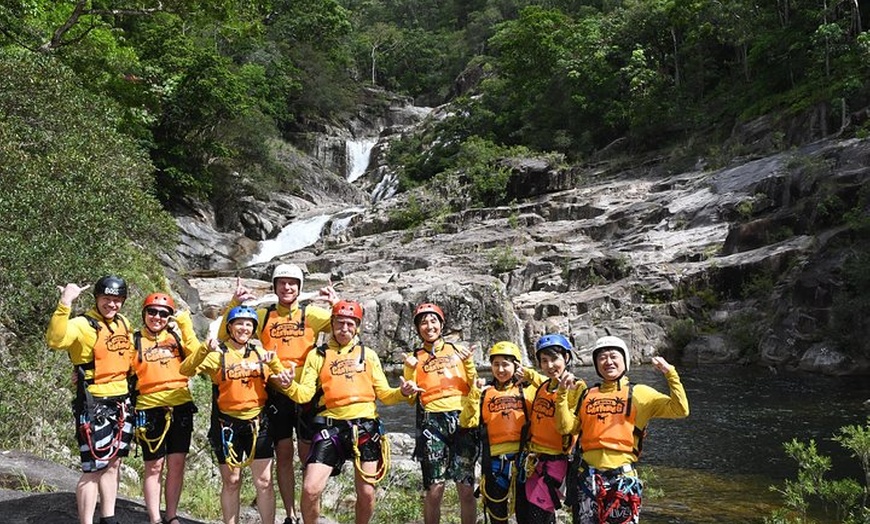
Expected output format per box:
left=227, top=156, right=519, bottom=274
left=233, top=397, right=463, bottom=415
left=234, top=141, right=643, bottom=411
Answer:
left=248, top=207, right=365, bottom=265
left=346, top=138, right=378, bottom=183
left=248, top=213, right=333, bottom=265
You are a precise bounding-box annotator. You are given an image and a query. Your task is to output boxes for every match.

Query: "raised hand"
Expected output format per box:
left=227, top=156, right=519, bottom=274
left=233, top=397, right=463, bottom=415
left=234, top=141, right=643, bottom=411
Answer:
left=558, top=372, right=578, bottom=390
left=232, top=276, right=256, bottom=303
left=57, top=283, right=90, bottom=307
left=651, top=356, right=673, bottom=374
left=455, top=344, right=474, bottom=361
left=400, top=376, right=424, bottom=396
left=207, top=338, right=222, bottom=353
left=403, top=353, right=418, bottom=368
left=318, top=282, right=339, bottom=306
left=273, top=363, right=296, bottom=388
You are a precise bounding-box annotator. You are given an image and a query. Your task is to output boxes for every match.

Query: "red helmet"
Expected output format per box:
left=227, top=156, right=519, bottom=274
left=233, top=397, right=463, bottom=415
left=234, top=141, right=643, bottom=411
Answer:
left=332, top=300, right=364, bottom=323
left=413, top=303, right=444, bottom=325
left=142, top=293, right=175, bottom=314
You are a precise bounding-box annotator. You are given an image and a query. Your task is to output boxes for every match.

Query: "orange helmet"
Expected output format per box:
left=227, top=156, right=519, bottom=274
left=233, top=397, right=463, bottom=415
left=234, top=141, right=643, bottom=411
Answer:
left=332, top=300, right=364, bottom=323
left=413, top=303, right=444, bottom=325
left=142, top=292, right=175, bottom=314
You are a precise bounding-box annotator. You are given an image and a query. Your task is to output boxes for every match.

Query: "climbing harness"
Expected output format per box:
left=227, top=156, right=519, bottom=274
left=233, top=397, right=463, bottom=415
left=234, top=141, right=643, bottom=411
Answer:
left=351, top=421, right=390, bottom=485
left=580, top=462, right=642, bottom=524
left=135, top=407, right=173, bottom=454
left=78, top=394, right=128, bottom=462
left=220, top=416, right=260, bottom=469
left=480, top=454, right=519, bottom=522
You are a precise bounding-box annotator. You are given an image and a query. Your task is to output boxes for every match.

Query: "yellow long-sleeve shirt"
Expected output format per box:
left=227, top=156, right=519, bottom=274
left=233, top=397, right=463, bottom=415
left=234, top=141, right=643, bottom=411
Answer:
left=217, top=298, right=331, bottom=344
left=284, top=335, right=407, bottom=420
left=132, top=310, right=201, bottom=410
left=402, top=338, right=478, bottom=413
left=180, top=339, right=284, bottom=420
left=555, top=370, right=689, bottom=469
left=461, top=367, right=547, bottom=456
left=45, top=303, right=133, bottom=398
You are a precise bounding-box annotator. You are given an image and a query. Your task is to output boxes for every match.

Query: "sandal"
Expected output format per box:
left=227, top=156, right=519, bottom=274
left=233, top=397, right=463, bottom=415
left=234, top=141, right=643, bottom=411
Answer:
left=162, top=517, right=181, bottom=524
left=283, top=517, right=301, bottom=524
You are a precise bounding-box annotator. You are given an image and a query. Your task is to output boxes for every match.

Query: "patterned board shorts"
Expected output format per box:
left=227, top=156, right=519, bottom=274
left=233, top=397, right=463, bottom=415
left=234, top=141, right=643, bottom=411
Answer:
left=571, top=465, right=643, bottom=524
left=418, top=411, right=479, bottom=488
left=74, top=396, right=135, bottom=472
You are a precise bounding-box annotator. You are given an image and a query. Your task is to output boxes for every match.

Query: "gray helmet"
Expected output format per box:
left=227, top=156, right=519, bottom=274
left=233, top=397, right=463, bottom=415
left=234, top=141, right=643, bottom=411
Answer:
left=93, top=275, right=127, bottom=298
left=272, top=263, right=304, bottom=291
left=591, top=335, right=630, bottom=378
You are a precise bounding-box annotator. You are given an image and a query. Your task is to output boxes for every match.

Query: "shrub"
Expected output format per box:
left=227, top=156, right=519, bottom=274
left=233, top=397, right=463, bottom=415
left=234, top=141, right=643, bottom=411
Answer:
left=0, top=51, right=175, bottom=455
left=765, top=418, right=870, bottom=524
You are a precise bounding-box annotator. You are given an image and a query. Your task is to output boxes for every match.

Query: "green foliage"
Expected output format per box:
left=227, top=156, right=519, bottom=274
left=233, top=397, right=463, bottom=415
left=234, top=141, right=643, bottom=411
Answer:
left=765, top=419, right=870, bottom=524
left=741, top=270, right=776, bottom=300
left=0, top=51, right=175, bottom=459
left=725, top=310, right=763, bottom=358
left=0, top=51, right=176, bottom=339
left=488, top=246, right=522, bottom=274
left=829, top=247, right=870, bottom=360
left=667, top=318, right=697, bottom=352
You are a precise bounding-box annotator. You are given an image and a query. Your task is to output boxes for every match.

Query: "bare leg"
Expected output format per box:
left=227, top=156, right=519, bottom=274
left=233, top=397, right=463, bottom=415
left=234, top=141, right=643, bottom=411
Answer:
left=163, top=453, right=187, bottom=520
left=275, top=438, right=297, bottom=521
left=143, top=457, right=165, bottom=523
left=423, top=482, right=446, bottom=524
left=97, top=458, right=122, bottom=519
left=457, top=482, right=477, bottom=524
left=301, top=463, right=332, bottom=524
left=250, top=458, right=276, bottom=524
left=219, top=464, right=242, bottom=524
left=354, top=461, right=378, bottom=524
left=76, top=471, right=101, bottom=524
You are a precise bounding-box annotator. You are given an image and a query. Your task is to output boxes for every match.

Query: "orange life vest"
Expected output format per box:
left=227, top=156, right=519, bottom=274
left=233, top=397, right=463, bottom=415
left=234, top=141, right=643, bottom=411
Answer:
left=529, top=381, right=575, bottom=454
left=415, top=342, right=470, bottom=405
left=132, top=330, right=188, bottom=395
left=215, top=344, right=268, bottom=413
left=319, top=344, right=376, bottom=409
left=87, top=314, right=132, bottom=385
left=578, top=384, right=640, bottom=455
left=481, top=382, right=527, bottom=446
left=259, top=304, right=315, bottom=368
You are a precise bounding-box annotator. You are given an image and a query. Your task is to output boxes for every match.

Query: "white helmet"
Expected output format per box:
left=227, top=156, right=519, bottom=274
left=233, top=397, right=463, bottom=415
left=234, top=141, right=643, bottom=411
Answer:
left=272, top=263, right=304, bottom=291
left=592, top=335, right=630, bottom=378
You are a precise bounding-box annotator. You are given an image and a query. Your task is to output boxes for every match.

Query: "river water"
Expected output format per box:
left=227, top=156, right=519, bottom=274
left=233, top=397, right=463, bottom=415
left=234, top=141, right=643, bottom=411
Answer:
left=377, top=364, right=870, bottom=523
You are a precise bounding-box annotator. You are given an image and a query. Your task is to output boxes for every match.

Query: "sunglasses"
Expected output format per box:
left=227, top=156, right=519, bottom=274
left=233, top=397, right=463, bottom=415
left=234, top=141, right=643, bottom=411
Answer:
left=145, top=307, right=171, bottom=319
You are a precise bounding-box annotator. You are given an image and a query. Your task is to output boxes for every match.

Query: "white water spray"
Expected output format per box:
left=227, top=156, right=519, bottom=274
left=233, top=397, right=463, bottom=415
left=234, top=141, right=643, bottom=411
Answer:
left=345, top=138, right=377, bottom=183
left=249, top=213, right=332, bottom=265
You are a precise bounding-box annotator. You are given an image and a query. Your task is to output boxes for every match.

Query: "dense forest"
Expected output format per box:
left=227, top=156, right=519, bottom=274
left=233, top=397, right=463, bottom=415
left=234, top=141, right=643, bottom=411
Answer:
left=1, top=0, right=869, bottom=450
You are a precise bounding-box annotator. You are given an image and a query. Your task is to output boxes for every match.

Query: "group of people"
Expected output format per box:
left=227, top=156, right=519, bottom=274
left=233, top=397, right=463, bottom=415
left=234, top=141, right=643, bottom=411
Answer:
left=45, top=265, right=689, bottom=524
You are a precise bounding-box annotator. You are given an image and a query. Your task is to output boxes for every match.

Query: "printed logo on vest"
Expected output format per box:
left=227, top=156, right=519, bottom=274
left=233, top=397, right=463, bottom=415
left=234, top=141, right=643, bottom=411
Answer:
left=329, top=357, right=366, bottom=379
left=107, top=334, right=130, bottom=355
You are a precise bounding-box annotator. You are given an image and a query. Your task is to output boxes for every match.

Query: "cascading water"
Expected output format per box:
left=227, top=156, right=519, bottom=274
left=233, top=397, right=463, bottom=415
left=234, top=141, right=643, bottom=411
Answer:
left=247, top=207, right=365, bottom=266
left=248, top=213, right=333, bottom=265
left=345, top=137, right=378, bottom=183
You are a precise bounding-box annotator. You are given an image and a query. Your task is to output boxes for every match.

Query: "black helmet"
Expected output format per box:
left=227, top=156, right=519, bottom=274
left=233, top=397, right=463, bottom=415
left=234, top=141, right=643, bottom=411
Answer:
left=94, top=275, right=128, bottom=298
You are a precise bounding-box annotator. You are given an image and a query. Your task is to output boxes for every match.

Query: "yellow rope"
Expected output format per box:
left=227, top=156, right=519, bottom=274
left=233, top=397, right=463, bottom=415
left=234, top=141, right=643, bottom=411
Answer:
left=351, top=424, right=390, bottom=485
left=480, top=458, right=517, bottom=521
left=225, top=417, right=259, bottom=469
left=135, top=408, right=172, bottom=454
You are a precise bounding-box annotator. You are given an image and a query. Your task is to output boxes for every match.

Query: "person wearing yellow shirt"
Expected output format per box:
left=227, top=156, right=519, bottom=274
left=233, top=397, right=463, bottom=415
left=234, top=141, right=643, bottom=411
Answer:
left=220, top=265, right=337, bottom=524
left=181, top=305, right=291, bottom=524
left=283, top=300, right=420, bottom=524
left=403, top=302, right=478, bottom=524
left=45, top=276, right=135, bottom=524
left=131, top=293, right=201, bottom=524
left=555, top=335, right=689, bottom=524
left=524, top=334, right=585, bottom=524
left=462, top=341, right=540, bottom=524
